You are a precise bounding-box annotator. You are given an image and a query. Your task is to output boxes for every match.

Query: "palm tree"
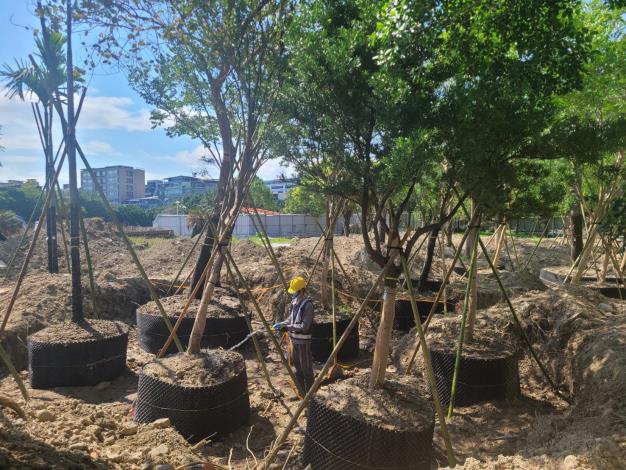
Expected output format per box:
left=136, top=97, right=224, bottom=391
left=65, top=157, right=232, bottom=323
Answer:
left=0, top=17, right=68, bottom=274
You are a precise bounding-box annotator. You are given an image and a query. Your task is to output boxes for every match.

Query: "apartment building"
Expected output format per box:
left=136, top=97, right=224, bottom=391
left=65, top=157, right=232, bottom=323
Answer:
left=81, top=165, right=145, bottom=204
left=264, top=178, right=297, bottom=201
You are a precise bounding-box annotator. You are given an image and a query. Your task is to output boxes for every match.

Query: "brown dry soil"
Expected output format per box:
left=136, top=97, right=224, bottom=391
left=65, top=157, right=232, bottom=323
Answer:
left=29, top=320, right=128, bottom=344
left=315, top=374, right=434, bottom=431
left=143, top=350, right=245, bottom=388
left=137, top=289, right=241, bottom=319
left=0, top=223, right=624, bottom=469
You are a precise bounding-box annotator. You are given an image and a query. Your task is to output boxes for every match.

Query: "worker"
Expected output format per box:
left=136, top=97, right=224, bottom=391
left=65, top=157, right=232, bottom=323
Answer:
left=273, top=275, right=315, bottom=395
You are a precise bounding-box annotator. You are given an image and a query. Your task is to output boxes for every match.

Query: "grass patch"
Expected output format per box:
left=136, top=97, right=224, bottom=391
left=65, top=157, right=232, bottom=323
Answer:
left=249, top=233, right=292, bottom=246
left=128, top=236, right=164, bottom=249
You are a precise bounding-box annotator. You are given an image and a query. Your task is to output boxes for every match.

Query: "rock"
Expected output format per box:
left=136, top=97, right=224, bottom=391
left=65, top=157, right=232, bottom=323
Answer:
left=598, top=303, right=612, bottom=312
left=103, top=435, right=116, bottom=445
left=127, top=451, right=143, bottom=463
left=154, top=465, right=174, bottom=470
left=561, top=455, right=579, bottom=470
left=95, top=381, right=111, bottom=390
left=148, top=417, right=171, bottom=429
left=149, top=444, right=169, bottom=461
left=119, top=423, right=139, bottom=436
left=35, top=410, right=55, bottom=422
left=69, top=442, right=89, bottom=451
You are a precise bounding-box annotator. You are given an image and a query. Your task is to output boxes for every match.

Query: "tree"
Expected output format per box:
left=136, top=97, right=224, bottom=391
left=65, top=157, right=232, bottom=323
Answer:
left=82, top=0, right=291, bottom=353
left=282, top=185, right=325, bottom=216
left=115, top=205, right=154, bottom=226
left=0, top=182, right=42, bottom=220
left=0, top=3, right=73, bottom=274
left=287, top=0, right=590, bottom=387
left=247, top=177, right=278, bottom=212
left=0, top=211, right=23, bottom=238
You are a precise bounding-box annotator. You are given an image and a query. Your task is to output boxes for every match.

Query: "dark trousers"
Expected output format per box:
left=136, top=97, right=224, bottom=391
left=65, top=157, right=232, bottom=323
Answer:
left=290, top=339, right=314, bottom=394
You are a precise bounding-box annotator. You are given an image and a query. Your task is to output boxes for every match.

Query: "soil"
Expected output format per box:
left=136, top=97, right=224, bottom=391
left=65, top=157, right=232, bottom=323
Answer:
left=136, top=288, right=242, bottom=319
left=142, top=350, right=245, bottom=388
left=0, top=226, right=624, bottom=469
left=316, top=374, right=434, bottom=431
left=425, top=314, right=520, bottom=359
left=28, top=319, right=128, bottom=344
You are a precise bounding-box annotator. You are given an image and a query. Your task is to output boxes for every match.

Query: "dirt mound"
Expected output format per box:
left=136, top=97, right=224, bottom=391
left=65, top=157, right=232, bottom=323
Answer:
left=143, top=350, right=245, bottom=387
left=137, top=288, right=241, bottom=319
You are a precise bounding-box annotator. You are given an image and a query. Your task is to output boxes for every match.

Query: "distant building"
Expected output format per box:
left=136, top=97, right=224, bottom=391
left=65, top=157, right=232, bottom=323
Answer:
left=0, top=179, right=41, bottom=189
left=264, top=178, right=297, bottom=201
left=122, top=196, right=163, bottom=209
left=145, top=179, right=163, bottom=197
left=158, top=175, right=218, bottom=203
left=81, top=165, right=145, bottom=204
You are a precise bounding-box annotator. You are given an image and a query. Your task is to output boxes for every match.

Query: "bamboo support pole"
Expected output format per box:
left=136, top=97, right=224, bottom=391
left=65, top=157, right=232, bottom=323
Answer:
left=79, top=213, right=99, bottom=318
left=405, top=225, right=471, bottom=375
left=1, top=150, right=67, bottom=333
left=522, top=218, right=552, bottom=270
left=453, top=190, right=571, bottom=403
left=400, top=255, right=456, bottom=467
left=506, top=224, right=520, bottom=270
left=76, top=143, right=184, bottom=352
left=222, top=256, right=293, bottom=416
left=261, top=253, right=400, bottom=469
left=447, top=232, right=479, bottom=418
left=223, top=249, right=303, bottom=396
left=3, top=185, right=45, bottom=280
left=167, top=220, right=208, bottom=295
left=54, top=186, right=71, bottom=273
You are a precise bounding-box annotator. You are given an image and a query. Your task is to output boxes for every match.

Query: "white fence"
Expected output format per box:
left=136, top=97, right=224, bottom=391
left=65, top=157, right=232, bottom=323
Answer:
left=153, top=213, right=345, bottom=238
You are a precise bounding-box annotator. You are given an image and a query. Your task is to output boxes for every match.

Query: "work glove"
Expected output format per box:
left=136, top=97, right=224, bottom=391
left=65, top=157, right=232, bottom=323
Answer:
left=272, top=322, right=286, bottom=332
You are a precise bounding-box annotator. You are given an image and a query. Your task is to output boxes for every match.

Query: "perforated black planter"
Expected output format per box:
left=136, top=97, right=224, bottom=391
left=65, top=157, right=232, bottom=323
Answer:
left=134, top=358, right=250, bottom=442
left=28, top=320, right=129, bottom=389
left=394, top=299, right=457, bottom=332
left=137, top=311, right=249, bottom=355
left=310, top=316, right=359, bottom=362
left=594, top=286, right=625, bottom=299
left=302, top=385, right=434, bottom=470
left=430, top=347, right=520, bottom=407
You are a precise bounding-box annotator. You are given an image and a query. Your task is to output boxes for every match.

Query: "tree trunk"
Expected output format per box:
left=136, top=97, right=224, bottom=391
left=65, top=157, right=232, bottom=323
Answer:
left=369, top=228, right=400, bottom=388
left=320, top=200, right=336, bottom=309
left=445, top=219, right=453, bottom=247
left=188, top=251, right=223, bottom=353
left=464, top=212, right=480, bottom=342
left=492, top=221, right=506, bottom=269
left=343, top=207, right=352, bottom=237
left=600, top=244, right=610, bottom=282
left=465, top=202, right=476, bottom=258
left=570, top=204, right=584, bottom=262
left=418, top=227, right=440, bottom=289
left=190, top=211, right=220, bottom=299
left=44, top=105, right=58, bottom=274
left=65, top=3, right=83, bottom=323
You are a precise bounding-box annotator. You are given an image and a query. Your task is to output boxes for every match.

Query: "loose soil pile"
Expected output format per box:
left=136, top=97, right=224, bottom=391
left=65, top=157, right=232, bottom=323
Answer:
left=316, top=374, right=433, bottom=431
left=425, top=314, right=519, bottom=359
left=29, top=319, right=128, bottom=343
left=137, top=287, right=241, bottom=319
left=142, top=350, right=245, bottom=388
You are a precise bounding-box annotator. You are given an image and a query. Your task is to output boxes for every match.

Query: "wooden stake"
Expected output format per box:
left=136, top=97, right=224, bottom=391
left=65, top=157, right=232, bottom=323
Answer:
left=400, top=255, right=456, bottom=467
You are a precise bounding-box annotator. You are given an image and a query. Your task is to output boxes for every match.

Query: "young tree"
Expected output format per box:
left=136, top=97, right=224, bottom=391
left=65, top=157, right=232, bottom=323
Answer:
left=247, top=177, right=279, bottom=212
left=81, top=0, right=291, bottom=352
left=282, top=186, right=325, bottom=216
left=0, top=6, right=71, bottom=273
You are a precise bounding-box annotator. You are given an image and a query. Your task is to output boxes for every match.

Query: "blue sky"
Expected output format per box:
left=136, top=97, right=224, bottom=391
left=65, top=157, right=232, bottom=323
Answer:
left=0, top=1, right=286, bottom=186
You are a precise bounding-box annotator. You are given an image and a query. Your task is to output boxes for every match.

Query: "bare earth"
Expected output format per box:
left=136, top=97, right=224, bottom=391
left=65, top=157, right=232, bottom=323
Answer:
left=0, top=222, right=624, bottom=469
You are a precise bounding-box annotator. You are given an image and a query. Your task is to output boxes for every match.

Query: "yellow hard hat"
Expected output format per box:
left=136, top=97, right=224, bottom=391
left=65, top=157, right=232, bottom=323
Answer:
left=287, top=275, right=306, bottom=294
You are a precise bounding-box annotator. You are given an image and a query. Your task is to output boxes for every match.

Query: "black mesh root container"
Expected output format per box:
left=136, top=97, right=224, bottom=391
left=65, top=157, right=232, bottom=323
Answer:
left=28, top=320, right=129, bottom=389
left=430, top=347, right=520, bottom=407
left=394, top=298, right=457, bottom=332
left=310, top=316, right=359, bottom=362
left=302, top=383, right=434, bottom=469
left=137, top=311, right=250, bottom=355
left=134, top=356, right=250, bottom=443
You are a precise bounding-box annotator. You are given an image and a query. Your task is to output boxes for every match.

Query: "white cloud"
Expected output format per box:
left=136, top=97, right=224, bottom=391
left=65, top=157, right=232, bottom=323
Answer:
left=258, top=158, right=293, bottom=180
left=79, top=96, right=153, bottom=131
left=82, top=140, right=115, bottom=155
